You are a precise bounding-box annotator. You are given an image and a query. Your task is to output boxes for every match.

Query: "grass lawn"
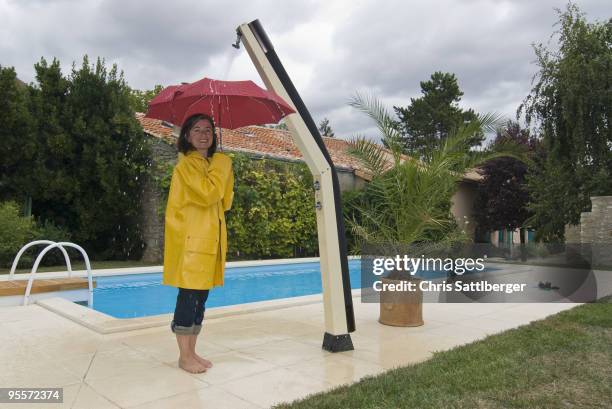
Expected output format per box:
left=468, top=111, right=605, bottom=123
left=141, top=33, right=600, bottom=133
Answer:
left=278, top=298, right=612, bottom=409
left=0, top=259, right=161, bottom=275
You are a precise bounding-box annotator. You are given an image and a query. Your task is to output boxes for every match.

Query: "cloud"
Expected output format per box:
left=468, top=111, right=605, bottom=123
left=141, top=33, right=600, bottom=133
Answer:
left=1, top=0, right=608, bottom=140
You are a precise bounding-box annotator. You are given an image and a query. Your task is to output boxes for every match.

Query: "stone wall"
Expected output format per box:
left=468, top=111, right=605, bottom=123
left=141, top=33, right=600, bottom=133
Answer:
left=579, top=196, right=612, bottom=244
left=140, top=137, right=177, bottom=263
left=566, top=196, right=612, bottom=243
left=565, top=196, right=612, bottom=267
left=336, top=169, right=365, bottom=192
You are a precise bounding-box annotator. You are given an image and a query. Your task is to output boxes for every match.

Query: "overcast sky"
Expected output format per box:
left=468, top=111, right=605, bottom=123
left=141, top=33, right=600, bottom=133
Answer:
left=1, top=0, right=609, bottom=140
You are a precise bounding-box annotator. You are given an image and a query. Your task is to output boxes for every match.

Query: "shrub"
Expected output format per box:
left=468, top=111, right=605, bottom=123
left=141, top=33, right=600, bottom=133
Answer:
left=0, top=201, right=76, bottom=270
left=0, top=201, right=37, bottom=268
left=156, top=152, right=318, bottom=259
left=225, top=153, right=317, bottom=259
left=31, top=219, right=73, bottom=267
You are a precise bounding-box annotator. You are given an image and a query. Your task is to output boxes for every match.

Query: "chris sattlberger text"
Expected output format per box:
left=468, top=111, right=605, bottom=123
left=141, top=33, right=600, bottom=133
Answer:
left=373, top=280, right=527, bottom=294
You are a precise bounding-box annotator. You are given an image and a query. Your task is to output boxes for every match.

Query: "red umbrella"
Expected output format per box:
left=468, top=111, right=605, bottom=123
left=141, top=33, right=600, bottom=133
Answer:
left=145, top=77, right=295, bottom=147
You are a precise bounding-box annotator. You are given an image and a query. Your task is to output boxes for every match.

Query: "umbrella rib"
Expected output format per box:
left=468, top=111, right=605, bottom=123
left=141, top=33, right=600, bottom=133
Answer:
left=246, top=96, right=282, bottom=123
left=183, top=94, right=213, bottom=123
left=226, top=95, right=232, bottom=129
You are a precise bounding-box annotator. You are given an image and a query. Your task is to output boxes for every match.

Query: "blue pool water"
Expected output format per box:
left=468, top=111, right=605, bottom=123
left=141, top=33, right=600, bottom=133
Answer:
left=88, top=260, right=496, bottom=318
left=91, top=260, right=362, bottom=318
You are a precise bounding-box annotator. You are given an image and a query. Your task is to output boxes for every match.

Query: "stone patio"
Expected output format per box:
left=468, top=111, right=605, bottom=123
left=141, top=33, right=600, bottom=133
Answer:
left=0, top=297, right=579, bottom=409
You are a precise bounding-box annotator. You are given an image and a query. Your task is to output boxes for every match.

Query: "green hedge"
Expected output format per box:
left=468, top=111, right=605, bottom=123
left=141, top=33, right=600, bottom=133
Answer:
left=227, top=153, right=318, bottom=259
left=158, top=152, right=319, bottom=260
left=0, top=201, right=72, bottom=268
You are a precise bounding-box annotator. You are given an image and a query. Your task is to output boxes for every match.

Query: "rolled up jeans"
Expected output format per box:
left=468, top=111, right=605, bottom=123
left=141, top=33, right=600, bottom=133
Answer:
left=171, top=288, right=210, bottom=335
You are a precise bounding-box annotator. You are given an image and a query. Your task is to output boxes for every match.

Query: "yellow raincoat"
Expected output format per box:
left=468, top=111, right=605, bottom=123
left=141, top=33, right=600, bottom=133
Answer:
left=162, top=151, right=234, bottom=290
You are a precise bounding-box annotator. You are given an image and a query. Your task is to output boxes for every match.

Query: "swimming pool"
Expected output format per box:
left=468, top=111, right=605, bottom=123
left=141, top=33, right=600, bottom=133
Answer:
left=89, top=260, right=362, bottom=318
left=87, top=260, right=496, bottom=318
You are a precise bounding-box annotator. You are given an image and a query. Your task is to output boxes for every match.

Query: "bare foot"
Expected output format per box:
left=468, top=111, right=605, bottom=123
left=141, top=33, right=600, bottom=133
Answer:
left=178, top=357, right=207, bottom=373
left=194, top=353, right=213, bottom=368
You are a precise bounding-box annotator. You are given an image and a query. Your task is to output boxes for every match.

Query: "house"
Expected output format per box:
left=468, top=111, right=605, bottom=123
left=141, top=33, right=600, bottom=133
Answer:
left=136, top=113, right=481, bottom=262
left=488, top=228, right=535, bottom=246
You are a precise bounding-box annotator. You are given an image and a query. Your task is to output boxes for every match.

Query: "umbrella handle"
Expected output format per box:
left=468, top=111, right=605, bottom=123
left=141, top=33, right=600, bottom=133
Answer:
left=217, top=98, right=223, bottom=151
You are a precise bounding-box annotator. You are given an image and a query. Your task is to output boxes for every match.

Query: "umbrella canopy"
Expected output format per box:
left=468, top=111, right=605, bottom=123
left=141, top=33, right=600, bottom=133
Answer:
left=145, top=77, right=295, bottom=129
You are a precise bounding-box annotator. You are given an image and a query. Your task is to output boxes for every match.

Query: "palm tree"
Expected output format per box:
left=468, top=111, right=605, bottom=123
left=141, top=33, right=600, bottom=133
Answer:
left=345, top=93, right=526, bottom=272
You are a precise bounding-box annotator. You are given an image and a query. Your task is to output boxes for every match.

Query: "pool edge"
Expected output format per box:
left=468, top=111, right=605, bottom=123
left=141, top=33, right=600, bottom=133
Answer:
left=3, top=256, right=362, bottom=281
left=37, top=289, right=363, bottom=334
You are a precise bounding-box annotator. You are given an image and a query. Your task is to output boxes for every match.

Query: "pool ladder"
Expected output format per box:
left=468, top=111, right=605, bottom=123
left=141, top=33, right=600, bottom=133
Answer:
left=9, top=240, right=94, bottom=307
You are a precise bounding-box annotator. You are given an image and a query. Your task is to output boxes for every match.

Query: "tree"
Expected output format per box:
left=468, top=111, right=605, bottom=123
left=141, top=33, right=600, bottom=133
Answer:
left=16, top=56, right=151, bottom=260
left=394, top=72, right=479, bottom=159
left=318, top=117, right=335, bottom=137
left=519, top=4, right=612, bottom=241
left=62, top=56, right=151, bottom=259
left=128, top=84, right=164, bottom=113
left=0, top=65, right=37, bottom=207
left=346, top=94, right=524, bottom=265
left=473, top=122, right=535, bottom=242
left=26, top=58, right=75, bottom=225
left=2, top=57, right=155, bottom=260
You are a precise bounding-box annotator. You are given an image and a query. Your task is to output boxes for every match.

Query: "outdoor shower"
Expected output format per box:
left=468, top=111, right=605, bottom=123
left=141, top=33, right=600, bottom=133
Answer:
left=234, top=19, right=355, bottom=352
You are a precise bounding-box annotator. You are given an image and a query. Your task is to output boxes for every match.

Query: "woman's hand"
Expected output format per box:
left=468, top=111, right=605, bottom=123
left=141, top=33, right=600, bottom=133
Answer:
left=211, top=152, right=232, bottom=167
left=175, top=153, right=233, bottom=208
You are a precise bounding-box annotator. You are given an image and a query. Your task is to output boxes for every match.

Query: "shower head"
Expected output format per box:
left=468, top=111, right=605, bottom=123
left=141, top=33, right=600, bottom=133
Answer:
left=231, top=30, right=242, bottom=49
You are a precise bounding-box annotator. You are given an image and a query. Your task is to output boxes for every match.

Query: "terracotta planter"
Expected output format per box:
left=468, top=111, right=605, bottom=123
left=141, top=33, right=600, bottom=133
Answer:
left=379, top=277, right=424, bottom=327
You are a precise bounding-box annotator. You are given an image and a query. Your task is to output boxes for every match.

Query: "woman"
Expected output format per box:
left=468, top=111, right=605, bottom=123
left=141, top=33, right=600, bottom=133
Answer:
left=163, top=113, right=234, bottom=374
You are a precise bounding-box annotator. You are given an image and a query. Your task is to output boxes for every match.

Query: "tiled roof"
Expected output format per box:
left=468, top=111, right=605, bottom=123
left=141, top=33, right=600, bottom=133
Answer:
left=135, top=113, right=381, bottom=178
left=136, top=113, right=177, bottom=144
left=135, top=113, right=482, bottom=182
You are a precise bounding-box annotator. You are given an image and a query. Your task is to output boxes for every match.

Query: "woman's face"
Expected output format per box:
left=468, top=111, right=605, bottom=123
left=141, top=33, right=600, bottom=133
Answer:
left=188, top=119, right=214, bottom=154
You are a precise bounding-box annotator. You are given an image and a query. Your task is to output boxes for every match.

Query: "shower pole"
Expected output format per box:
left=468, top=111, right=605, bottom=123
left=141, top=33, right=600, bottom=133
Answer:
left=235, top=19, right=355, bottom=352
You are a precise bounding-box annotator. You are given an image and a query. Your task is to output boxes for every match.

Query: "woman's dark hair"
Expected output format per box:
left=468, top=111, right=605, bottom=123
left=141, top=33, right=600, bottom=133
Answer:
left=177, top=114, right=217, bottom=157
